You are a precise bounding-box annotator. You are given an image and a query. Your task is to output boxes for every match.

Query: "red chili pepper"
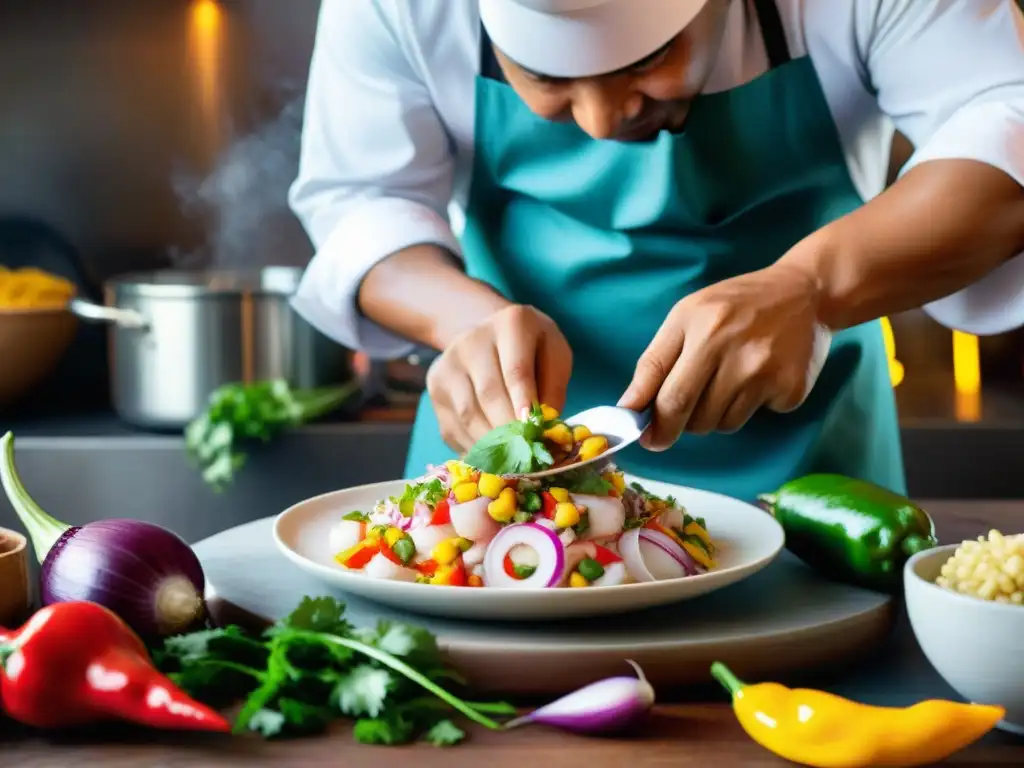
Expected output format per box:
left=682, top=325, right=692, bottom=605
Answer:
left=593, top=544, right=623, bottom=566
left=540, top=491, right=558, bottom=519
left=0, top=602, right=230, bottom=732
left=431, top=498, right=451, bottom=526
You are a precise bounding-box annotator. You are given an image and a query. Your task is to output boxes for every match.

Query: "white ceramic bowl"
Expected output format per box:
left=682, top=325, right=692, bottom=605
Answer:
left=905, top=544, right=1024, bottom=735
left=273, top=475, right=785, bottom=621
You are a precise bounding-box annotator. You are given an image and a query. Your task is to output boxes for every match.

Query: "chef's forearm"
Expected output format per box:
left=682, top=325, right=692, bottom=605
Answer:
left=358, top=244, right=512, bottom=351
left=778, top=159, right=1024, bottom=331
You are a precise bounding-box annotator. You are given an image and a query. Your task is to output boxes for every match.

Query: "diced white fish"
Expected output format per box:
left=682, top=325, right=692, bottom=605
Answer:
left=593, top=561, right=629, bottom=587
left=559, top=527, right=577, bottom=547
left=658, top=506, right=686, bottom=531
left=409, top=523, right=457, bottom=562
left=450, top=496, right=501, bottom=542
left=328, top=520, right=365, bottom=555
left=572, top=495, right=625, bottom=540
left=463, top=541, right=488, bottom=568
left=362, top=553, right=418, bottom=582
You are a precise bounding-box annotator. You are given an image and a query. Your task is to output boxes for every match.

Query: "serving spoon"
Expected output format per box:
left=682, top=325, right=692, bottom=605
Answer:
left=521, top=405, right=653, bottom=480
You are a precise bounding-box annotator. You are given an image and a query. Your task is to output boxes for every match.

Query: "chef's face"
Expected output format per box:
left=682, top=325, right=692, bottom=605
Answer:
left=494, top=0, right=731, bottom=142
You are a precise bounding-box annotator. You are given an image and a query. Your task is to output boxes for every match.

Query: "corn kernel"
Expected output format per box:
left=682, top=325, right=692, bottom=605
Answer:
left=543, top=423, right=573, bottom=446
left=554, top=502, right=581, bottom=529
left=488, top=487, right=517, bottom=523
left=432, top=539, right=461, bottom=566
left=365, top=527, right=382, bottom=543
left=579, top=435, right=609, bottom=462
left=468, top=574, right=484, bottom=588
left=384, top=527, right=404, bottom=547
left=549, top=487, right=570, bottom=503
left=607, top=472, right=626, bottom=493
left=453, top=481, right=480, bottom=503
left=572, top=425, right=592, bottom=442
left=478, top=473, right=506, bottom=499
left=569, top=572, right=589, bottom=588
left=541, top=404, right=560, bottom=422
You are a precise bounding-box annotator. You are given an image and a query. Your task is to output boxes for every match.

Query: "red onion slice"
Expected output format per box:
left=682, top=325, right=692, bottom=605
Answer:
left=619, top=528, right=699, bottom=582
left=483, top=523, right=566, bottom=589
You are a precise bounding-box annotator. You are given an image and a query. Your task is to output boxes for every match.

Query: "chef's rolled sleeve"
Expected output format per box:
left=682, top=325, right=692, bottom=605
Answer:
left=288, top=0, right=459, bottom=358
left=863, top=0, right=1024, bottom=335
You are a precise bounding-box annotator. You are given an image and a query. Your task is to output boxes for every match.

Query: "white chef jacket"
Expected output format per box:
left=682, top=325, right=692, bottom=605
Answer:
left=289, top=0, right=1024, bottom=359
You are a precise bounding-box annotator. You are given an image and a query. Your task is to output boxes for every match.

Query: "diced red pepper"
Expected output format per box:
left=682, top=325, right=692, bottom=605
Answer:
left=446, top=560, right=468, bottom=587
left=416, top=559, right=439, bottom=576
left=430, top=498, right=451, bottom=526
left=593, top=544, right=622, bottom=566
left=379, top=543, right=404, bottom=565
left=540, top=491, right=558, bottom=519
left=341, top=542, right=380, bottom=570
left=503, top=553, right=519, bottom=579
left=608, top=488, right=620, bottom=498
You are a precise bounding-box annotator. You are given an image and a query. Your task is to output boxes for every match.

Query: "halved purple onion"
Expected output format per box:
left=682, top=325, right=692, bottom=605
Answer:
left=483, top=522, right=566, bottom=589
left=40, top=520, right=206, bottom=637
left=1, top=431, right=206, bottom=639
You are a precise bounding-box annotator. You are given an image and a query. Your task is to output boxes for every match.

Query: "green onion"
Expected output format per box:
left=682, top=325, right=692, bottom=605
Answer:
left=577, top=558, right=604, bottom=582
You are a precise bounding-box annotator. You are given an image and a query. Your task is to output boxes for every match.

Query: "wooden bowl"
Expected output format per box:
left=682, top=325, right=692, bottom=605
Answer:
left=0, top=308, right=77, bottom=408
left=0, top=527, right=30, bottom=627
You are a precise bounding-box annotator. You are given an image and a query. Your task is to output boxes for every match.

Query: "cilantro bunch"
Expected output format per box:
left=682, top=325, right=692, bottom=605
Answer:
left=151, top=596, right=514, bottom=746
left=185, top=379, right=360, bottom=491
left=463, top=404, right=557, bottom=475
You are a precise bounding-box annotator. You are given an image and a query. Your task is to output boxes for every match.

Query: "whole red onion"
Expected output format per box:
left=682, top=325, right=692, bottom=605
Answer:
left=1, top=432, right=206, bottom=637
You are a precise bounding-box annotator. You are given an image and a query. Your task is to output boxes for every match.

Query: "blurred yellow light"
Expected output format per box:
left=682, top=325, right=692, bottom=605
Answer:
left=880, top=317, right=904, bottom=388
left=952, top=331, right=980, bottom=394
left=192, top=0, right=221, bottom=33
left=952, top=330, right=981, bottom=423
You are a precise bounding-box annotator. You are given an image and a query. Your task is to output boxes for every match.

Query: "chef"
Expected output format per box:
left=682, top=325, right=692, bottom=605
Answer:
left=289, top=0, right=1024, bottom=499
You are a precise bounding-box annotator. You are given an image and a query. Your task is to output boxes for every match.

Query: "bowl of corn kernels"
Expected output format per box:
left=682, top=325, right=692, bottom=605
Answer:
left=905, top=531, right=1024, bottom=735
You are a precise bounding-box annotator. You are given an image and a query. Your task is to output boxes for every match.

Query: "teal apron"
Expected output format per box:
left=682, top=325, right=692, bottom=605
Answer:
left=405, top=0, right=906, bottom=499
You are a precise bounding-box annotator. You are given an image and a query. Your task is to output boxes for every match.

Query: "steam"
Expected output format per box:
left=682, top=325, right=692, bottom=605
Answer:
left=170, top=94, right=307, bottom=269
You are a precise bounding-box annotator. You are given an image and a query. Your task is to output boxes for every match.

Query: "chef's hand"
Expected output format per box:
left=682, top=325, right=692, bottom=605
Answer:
left=618, top=264, right=829, bottom=450
left=426, top=305, right=573, bottom=453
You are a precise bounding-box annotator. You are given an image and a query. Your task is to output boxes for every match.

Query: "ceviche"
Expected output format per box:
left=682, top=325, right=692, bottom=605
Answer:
left=329, top=461, right=717, bottom=589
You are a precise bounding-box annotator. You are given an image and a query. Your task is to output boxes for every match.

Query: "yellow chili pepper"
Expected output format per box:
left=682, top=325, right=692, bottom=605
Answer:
left=711, top=662, right=1004, bottom=768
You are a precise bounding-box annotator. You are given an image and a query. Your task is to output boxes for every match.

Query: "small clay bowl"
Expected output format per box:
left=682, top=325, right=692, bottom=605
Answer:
left=0, top=527, right=30, bottom=627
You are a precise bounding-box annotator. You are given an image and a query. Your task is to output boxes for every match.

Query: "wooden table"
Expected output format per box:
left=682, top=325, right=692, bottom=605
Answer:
left=4, top=501, right=1024, bottom=767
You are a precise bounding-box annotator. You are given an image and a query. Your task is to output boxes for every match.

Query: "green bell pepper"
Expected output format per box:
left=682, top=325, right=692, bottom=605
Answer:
left=757, top=474, right=937, bottom=593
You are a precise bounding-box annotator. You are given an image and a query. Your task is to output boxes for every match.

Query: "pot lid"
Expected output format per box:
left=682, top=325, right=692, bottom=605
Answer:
left=108, top=267, right=302, bottom=298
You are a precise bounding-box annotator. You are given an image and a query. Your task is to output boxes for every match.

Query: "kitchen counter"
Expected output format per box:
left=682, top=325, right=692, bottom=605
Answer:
left=3, top=499, right=1023, bottom=766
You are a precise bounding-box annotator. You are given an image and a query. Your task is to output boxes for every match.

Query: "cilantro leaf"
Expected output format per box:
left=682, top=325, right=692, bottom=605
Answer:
left=343, top=510, right=369, bottom=522
left=277, top=596, right=352, bottom=636
left=353, top=714, right=416, bottom=745
left=425, top=718, right=466, bottom=747
left=333, top=665, right=393, bottom=718
left=248, top=708, right=287, bottom=738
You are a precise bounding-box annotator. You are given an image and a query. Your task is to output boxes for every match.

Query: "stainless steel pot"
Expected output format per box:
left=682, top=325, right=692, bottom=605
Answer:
left=69, top=267, right=351, bottom=429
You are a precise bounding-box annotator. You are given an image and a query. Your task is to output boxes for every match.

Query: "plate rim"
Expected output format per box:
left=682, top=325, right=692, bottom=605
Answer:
left=272, top=474, right=785, bottom=606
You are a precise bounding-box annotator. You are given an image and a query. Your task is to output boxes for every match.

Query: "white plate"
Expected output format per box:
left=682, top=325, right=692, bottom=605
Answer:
left=273, top=475, right=785, bottom=621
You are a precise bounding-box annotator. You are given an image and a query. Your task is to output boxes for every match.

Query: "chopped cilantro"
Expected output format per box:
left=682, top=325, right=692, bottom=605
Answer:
left=390, top=478, right=447, bottom=516
left=463, top=407, right=556, bottom=475
left=343, top=510, right=369, bottom=522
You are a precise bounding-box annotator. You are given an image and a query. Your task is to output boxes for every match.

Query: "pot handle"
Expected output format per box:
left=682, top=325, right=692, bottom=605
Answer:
left=68, top=298, right=149, bottom=330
